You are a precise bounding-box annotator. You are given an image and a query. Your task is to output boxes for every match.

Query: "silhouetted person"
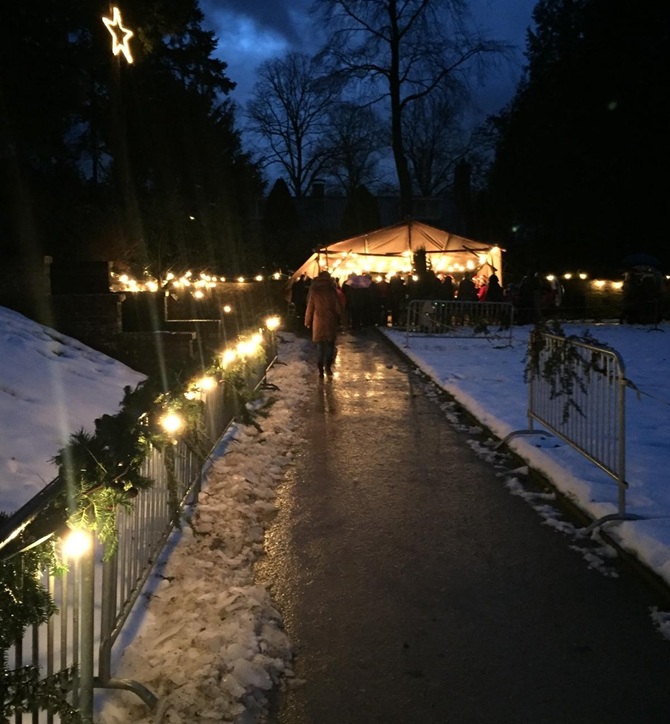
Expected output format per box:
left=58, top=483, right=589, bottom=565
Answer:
left=440, top=275, right=455, bottom=300
left=305, top=271, right=342, bottom=378
left=389, top=273, right=407, bottom=326
left=291, top=274, right=308, bottom=326
left=483, top=273, right=504, bottom=302
left=456, top=273, right=477, bottom=301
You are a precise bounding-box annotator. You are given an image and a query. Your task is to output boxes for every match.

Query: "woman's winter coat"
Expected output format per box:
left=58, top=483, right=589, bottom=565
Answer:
left=304, top=276, right=342, bottom=342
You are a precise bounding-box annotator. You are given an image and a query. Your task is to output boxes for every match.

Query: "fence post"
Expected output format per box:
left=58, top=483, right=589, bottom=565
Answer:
left=79, top=541, right=95, bottom=722
left=617, top=370, right=627, bottom=515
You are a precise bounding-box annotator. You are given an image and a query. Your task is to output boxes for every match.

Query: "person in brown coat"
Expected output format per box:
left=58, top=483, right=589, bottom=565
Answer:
left=304, top=270, right=342, bottom=377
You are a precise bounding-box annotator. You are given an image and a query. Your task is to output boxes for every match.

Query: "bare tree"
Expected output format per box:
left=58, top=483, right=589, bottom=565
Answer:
left=246, top=51, right=342, bottom=197
left=312, top=0, right=511, bottom=217
left=403, top=92, right=468, bottom=197
left=322, top=102, right=387, bottom=195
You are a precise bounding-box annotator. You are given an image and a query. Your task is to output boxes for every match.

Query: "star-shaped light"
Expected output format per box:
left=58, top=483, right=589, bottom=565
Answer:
left=102, top=6, right=134, bottom=64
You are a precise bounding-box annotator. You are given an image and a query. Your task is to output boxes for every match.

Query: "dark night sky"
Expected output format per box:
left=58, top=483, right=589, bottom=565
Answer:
left=199, top=0, right=538, bottom=121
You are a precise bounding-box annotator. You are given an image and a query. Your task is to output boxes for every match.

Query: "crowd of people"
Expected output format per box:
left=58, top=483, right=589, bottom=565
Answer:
left=290, top=269, right=510, bottom=334
left=292, top=267, right=668, bottom=370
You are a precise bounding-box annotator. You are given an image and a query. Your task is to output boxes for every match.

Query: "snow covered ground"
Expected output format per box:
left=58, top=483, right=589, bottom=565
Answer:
left=0, top=306, right=145, bottom=514
left=2, top=306, right=670, bottom=722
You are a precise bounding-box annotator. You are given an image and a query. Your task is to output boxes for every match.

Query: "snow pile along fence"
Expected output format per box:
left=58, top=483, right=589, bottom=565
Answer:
left=1, top=343, right=274, bottom=722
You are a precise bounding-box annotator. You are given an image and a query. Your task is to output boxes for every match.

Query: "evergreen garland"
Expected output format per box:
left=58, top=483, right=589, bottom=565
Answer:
left=1, top=662, right=81, bottom=723
left=1, top=329, right=270, bottom=718
left=0, top=526, right=76, bottom=721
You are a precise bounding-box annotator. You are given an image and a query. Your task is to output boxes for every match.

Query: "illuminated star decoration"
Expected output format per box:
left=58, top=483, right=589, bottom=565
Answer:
left=102, top=6, right=134, bottom=64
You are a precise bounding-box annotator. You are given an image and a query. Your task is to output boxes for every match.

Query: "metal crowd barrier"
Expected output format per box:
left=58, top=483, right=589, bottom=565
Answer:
left=500, top=329, right=629, bottom=518
left=404, top=299, right=514, bottom=345
left=1, top=343, right=273, bottom=722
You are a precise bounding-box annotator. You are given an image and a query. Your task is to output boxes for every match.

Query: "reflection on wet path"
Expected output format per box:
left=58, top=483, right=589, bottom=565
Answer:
left=259, top=328, right=670, bottom=724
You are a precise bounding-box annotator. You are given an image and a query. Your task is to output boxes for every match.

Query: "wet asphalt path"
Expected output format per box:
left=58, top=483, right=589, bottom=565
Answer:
left=257, top=328, right=670, bottom=724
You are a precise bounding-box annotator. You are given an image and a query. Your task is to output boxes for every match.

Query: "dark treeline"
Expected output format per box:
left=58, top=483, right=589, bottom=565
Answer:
left=484, top=0, right=670, bottom=277
left=1, top=0, right=668, bottom=282
left=0, top=0, right=264, bottom=278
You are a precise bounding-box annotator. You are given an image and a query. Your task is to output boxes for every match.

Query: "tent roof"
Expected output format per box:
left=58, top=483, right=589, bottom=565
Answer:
left=319, top=219, right=496, bottom=257
left=289, top=220, right=503, bottom=285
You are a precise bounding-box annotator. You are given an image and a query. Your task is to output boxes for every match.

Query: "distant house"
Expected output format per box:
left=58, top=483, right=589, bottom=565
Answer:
left=255, top=179, right=464, bottom=244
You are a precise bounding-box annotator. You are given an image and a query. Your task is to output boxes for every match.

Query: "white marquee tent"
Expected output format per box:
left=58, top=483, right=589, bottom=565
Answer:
left=288, top=220, right=504, bottom=286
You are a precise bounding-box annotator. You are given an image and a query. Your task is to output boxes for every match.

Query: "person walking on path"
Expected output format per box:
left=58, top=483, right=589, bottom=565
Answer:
left=304, top=270, right=342, bottom=377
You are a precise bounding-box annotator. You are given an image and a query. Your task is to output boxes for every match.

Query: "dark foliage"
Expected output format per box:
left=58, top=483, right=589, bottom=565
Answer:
left=485, top=0, right=670, bottom=276
left=340, top=185, right=381, bottom=239
left=0, top=0, right=264, bottom=274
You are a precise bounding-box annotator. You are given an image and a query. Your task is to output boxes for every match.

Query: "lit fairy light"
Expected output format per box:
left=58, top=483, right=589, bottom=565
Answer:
left=221, top=349, right=236, bottom=368
left=159, top=412, right=184, bottom=435
left=62, top=528, right=92, bottom=559
left=102, top=6, right=134, bottom=64
left=195, top=375, right=216, bottom=391
left=237, top=340, right=254, bottom=357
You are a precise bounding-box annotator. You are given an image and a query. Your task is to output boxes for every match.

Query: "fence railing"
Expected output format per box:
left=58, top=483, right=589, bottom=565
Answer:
left=1, top=335, right=276, bottom=722
left=404, top=299, right=514, bottom=345
left=499, top=329, right=629, bottom=518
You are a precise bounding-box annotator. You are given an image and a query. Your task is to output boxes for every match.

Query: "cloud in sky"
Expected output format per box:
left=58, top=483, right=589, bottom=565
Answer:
left=200, top=0, right=318, bottom=104
left=201, top=0, right=536, bottom=115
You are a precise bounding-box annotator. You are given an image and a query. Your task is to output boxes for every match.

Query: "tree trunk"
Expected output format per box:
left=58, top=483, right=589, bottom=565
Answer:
left=388, top=1, right=413, bottom=219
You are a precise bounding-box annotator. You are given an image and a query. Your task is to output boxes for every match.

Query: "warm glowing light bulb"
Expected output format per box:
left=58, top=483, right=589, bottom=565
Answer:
left=237, top=340, right=253, bottom=357
left=160, top=412, right=184, bottom=435
left=62, top=529, right=92, bottom=559
left=196, top=376, right=216, bottom=391
left=221, top=349, right=236, bottom=367
left=265, top=316, right=280, bottom=331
